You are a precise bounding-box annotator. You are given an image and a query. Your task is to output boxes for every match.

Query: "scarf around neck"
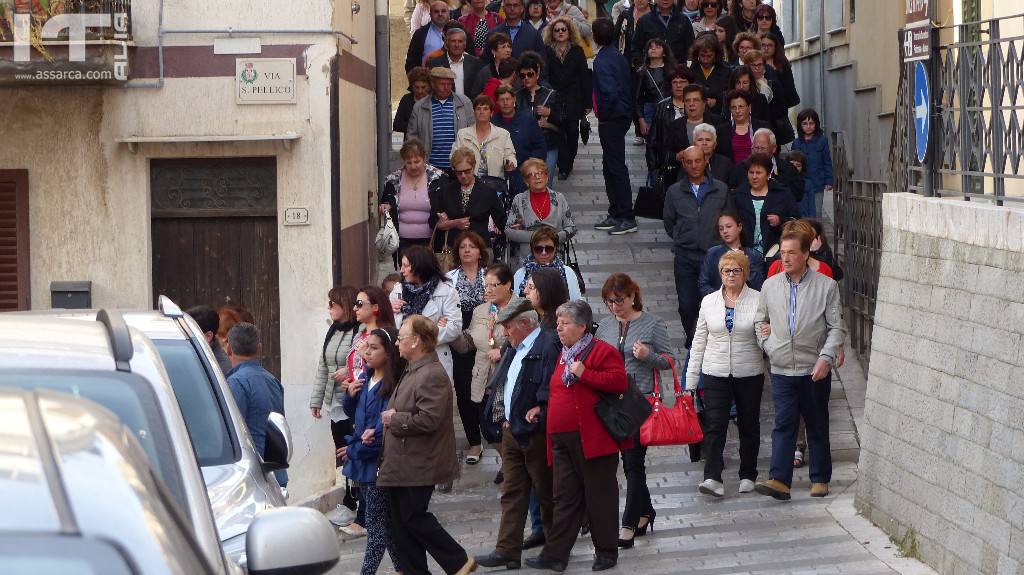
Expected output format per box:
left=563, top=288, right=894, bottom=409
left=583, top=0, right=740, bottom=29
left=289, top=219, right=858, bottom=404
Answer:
left=401, top=276, right=441, bottom=316
left=519, top=254, right=569, bottom=296
left=561, top=332, right=594, bottom=387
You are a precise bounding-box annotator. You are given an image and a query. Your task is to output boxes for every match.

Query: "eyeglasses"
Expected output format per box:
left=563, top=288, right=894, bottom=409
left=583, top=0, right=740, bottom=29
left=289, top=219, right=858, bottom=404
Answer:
left=521, top=70, right=537, bottom=78
left=756, top=14, right=773, bottom=20
left=605, top=295, right=626, bottom=307
left=454, top=167, right=474, bottom=175
left=354, top=299, right=366, bottom=308
left=532, top=244, right=556, bottom=254
left=525, top=171, right=546, bottom=179
left=552, top=27, right=568, bottom=33
left=721, top=268, right=743, bottom=276
left=700, top=1, right=716, bottom=7
left=396, top=334, right=415, bottom=342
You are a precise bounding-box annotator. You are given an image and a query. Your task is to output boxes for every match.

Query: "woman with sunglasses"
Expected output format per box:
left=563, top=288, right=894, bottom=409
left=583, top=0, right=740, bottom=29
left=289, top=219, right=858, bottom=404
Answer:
left=516, top=51, right=565, bottom=186
left=431, top=147, right=509, bottom=253
left=513, top=225, right=582, bottom=301
left=752, top=3, right=784, bottom=44
left=542, top=16, right=592, bottom=180
left=310, top=285, right=366, bottom=534
left=506, top=158, right=578, bottom=262
left=444, top=231, right=491, bottom=465
left=692, top=0, right=721, bottom=35
left=593, top=273, right=673, bottom=548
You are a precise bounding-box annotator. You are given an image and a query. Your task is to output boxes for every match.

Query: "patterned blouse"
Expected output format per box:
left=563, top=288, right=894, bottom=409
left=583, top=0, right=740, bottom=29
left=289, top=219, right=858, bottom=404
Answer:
left=454, top=267, right=486, bottom=324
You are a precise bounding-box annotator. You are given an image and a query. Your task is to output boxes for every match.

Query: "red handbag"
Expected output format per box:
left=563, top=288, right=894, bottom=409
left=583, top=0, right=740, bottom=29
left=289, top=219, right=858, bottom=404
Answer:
left=639, top=355, right=704, bottom=447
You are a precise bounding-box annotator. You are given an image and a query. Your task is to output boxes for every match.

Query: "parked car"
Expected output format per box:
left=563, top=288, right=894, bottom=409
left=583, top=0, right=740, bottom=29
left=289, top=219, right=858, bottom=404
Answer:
left=0, top=311, right=339, bottom=575
left=46, top=296, right=290, bottom=569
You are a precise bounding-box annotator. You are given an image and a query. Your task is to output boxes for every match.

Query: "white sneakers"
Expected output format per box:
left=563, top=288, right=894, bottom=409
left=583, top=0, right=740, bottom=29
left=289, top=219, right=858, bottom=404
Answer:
left=698, top=479, right=725, bottom=497
left=698, top=479, right=756, bottom=497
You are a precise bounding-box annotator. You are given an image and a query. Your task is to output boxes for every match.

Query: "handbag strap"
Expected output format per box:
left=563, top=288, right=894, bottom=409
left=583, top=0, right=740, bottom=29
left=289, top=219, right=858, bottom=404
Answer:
left=429, top=225, right=452, bottom=252
left=652, top=354, right=681, bottom=397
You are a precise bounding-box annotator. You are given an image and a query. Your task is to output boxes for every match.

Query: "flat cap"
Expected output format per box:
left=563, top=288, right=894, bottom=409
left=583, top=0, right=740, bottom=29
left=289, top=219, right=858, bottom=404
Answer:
left=430, top=66, right=456, bottom=79
left=496, top=297, right=534, bottom=324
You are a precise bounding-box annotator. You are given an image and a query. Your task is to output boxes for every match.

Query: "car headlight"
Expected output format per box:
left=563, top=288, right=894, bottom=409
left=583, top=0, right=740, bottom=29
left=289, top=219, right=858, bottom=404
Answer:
left=222, top=532, right=248, bottom=570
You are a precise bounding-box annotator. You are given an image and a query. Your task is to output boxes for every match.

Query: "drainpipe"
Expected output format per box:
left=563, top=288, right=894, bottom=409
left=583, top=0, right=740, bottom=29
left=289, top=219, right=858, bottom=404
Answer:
left=125, top=0, right=164, bottom=88
left=375, top=0, right=391, bottom=193
left=818, top=1, right=826, bottom=130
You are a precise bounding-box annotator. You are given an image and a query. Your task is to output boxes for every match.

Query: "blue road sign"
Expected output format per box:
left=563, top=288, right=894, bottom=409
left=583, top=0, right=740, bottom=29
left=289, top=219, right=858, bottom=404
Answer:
left=914, top=61, right=929, bottom=163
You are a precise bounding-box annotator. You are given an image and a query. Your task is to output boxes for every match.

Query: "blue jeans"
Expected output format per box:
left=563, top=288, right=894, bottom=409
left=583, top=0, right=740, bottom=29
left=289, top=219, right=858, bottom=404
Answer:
left=545, top=147, right=559, bottom=187
left=768, top=372, right=832, bottom=487
left=800, top=187, right=820, bottom=218
left=642, top=103, right=656, bottom=133
left=529, top=490, right=542, bottom=535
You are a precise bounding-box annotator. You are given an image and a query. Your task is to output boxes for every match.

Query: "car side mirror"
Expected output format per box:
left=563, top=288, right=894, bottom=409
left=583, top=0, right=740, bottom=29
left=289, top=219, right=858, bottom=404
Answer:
left=246, top=507, right=340, bottom=575
left=262, top=412, right=291, bottom=472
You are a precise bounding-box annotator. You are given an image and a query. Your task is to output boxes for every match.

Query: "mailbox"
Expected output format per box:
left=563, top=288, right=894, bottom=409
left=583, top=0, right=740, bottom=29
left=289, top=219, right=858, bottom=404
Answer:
left=50, top=281, right=92, bottom=309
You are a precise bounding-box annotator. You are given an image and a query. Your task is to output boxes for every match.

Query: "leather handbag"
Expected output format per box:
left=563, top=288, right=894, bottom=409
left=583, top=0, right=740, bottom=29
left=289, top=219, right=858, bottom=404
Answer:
left=640, top=355, right=704, bottom=446
left=430, top=226, right=454, bottom=273
left=561, top=235, right=587, bottom=295
left=374, top=213, right=400, bottom=261
left=581, top=342, right=653, bottom=443
left=632, top=172, right=667, bottom=220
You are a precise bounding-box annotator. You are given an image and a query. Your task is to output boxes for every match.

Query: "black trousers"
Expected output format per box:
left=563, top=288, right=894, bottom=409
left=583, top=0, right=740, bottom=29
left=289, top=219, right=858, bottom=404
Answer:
left=701, top=374, right=764, bottom=482
left=674, top=254, right=703, bottom=348
left=388, top=485, right=468, bottom=575
left=332, top=418, right=366, bottom=526
left=541, top=432, right=619, bottom=564
left=452, top=349, right=482, bottom=447
left=598, top=118, right=633, bottom=221
left=620, top=431, right=655, bottom=529
left=557, top=114, right=581, bottom=175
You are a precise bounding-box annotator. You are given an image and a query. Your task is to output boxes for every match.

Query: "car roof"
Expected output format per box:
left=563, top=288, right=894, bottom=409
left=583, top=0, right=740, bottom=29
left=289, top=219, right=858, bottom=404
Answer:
left=18, top=309, right=190, bottom=342
left=0, top=316, right=119, bottom=371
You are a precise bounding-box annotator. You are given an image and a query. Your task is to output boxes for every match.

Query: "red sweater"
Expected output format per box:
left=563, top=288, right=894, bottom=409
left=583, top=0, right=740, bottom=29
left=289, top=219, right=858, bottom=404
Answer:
left=546, top=339, right=631, bottom=464
left=767, top=259, right=833, bottom=279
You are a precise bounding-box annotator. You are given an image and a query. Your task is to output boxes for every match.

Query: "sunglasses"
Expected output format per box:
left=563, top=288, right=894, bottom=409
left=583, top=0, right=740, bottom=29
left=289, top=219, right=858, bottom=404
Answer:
left=354, top=299, right=367, bottom=308
left=553, top=27, right=568, bottom=33
left=700, top=1, right=716, bottom=7
left=328, top=300, right=337, bottom=307
left=532, top=245, right=556, bottom=254
left=454, top=167, right=474, bottom=175
left=521, top=70, right=537, bottom=78
left=756, top=14, right=773, bottom=20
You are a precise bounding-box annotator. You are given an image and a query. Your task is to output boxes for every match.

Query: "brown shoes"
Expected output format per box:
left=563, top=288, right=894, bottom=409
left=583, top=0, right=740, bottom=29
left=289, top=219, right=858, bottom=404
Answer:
left=754, top=479, right=792, bottom=500
left=811, top=483, right=830, bottom=497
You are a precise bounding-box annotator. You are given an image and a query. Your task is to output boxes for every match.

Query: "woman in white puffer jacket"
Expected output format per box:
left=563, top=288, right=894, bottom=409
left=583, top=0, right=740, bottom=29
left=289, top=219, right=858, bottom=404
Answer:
left=685, top=250, right=764, bottom=498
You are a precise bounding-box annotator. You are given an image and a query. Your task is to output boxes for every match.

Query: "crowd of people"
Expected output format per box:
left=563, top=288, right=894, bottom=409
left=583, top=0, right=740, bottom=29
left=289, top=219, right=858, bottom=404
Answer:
left=291, top=0, right=848, bottom=573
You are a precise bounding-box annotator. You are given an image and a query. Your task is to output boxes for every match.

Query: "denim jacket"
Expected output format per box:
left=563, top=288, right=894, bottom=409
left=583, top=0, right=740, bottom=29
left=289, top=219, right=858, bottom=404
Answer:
left=341, top=370, right=391, bottom=484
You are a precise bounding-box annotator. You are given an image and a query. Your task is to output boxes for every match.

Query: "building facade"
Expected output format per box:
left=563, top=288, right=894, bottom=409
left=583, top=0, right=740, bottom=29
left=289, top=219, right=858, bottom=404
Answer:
left=0, top=0, right=379, bottom=500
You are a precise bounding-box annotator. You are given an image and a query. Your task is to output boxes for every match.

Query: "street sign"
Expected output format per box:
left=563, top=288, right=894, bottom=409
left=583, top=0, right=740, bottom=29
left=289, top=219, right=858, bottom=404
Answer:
left=914, top=61, right=929, bottom=163
left=903, top=0, right=931, bottom=62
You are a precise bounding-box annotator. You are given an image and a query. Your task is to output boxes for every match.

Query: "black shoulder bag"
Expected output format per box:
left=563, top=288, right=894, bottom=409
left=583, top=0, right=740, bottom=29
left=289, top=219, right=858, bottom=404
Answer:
left=578, top=340, right=653, bottom=443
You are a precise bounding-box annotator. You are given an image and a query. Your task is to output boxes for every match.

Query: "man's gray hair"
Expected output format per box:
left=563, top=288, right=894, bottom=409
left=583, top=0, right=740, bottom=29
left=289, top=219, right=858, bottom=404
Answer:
left=555, top=300, right=592, bottom=328
left=514, top=310, right=540, bottom=328
left=753, top=127, right=777, bottom=146
left=693, top=123, right=717, bottom=140
left=227, top=322, right=261, bottom=357
left=446, top=27, right=467, bottom=41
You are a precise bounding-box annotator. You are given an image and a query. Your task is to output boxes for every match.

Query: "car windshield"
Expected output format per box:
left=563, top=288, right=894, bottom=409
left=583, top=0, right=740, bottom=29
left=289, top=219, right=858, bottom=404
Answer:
left=0, top=370, right=187, bottom=511
left=152, top=339, right=235, bottom=466
left=0, top=535, right=134, bottom=575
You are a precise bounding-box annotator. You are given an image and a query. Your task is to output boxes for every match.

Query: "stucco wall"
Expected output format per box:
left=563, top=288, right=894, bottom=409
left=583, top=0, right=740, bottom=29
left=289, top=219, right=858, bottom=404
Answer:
left=856, top=193, right=1024, bottom=575
left=1, top=0, right=380, bottom=500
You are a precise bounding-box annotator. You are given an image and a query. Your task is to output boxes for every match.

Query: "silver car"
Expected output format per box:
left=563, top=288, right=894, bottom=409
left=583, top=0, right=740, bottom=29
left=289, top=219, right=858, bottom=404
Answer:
left=0, top=311, right=339, bottom=575
left=48, top=297, right=291, bottom=568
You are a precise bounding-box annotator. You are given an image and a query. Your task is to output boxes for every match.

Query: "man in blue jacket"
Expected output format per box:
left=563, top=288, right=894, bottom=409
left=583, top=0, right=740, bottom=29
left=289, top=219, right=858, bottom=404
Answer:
left=488, top=0, right=545, bottom=59
left=226, top=322, right=287, bottom=488
left=592, top=17, right=637, bottom=235
left=476, top=298, right=560, bottom=570
left=493, top=85, right=546, bottom=193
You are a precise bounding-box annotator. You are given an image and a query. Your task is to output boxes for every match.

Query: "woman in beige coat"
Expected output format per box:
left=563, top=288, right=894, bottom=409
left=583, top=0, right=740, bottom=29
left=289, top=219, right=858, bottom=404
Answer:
left=455, top=94, right=518, bottom=178
left=379, top=315, right=476, bottom=575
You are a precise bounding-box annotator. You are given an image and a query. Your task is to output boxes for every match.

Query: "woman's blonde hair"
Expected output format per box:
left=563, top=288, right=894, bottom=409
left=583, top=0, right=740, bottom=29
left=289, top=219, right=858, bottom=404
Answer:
left=450, top=146, right=477, bottom=168
left=404, top=314, right=439, bottom=352
left=543, top=16, right=584, bottom=48
left=519, top=157, right=548, bottom=178
left=718, top=250, right=750, bottom=282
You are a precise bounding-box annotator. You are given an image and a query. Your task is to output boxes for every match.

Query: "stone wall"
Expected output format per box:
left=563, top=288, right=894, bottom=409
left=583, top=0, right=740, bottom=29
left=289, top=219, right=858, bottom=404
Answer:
left=856, top=193, right=1024, bottom=575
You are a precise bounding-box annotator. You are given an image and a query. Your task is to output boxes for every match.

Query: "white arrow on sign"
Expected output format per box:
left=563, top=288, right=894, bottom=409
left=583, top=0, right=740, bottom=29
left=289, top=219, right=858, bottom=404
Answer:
left=915, top=87, right=928, bottom=124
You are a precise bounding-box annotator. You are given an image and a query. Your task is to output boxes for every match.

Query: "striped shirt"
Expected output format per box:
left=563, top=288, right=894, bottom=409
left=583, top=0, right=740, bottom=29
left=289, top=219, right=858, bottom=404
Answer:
left=429, top=97, right=457, bottom=168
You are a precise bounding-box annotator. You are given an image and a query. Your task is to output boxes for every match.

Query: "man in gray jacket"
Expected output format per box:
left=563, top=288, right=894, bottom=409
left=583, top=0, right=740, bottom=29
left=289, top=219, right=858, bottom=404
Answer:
left=663, top=146, right=731, bottom=348
left=406, top=67, right=473, bottom=170
left=753, top=227, right=844, bottom=501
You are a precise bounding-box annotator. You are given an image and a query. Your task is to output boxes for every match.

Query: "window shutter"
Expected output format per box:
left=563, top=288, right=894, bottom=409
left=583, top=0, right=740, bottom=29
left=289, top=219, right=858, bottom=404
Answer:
left=0, top=171, right=29, bottom=311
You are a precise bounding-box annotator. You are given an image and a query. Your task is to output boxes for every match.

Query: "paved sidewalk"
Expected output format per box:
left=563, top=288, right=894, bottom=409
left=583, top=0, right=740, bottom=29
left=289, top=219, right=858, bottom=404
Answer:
left=335, top=130, right=934, bottom=575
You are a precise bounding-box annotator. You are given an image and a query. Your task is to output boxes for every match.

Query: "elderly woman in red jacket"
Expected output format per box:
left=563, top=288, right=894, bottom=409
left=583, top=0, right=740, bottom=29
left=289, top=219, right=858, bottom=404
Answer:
left=525, top=300, right=628, bottom=573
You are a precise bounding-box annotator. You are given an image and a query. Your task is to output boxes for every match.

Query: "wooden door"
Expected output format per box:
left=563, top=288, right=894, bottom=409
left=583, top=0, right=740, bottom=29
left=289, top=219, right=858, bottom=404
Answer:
left=0, top=170, right=30, bottom=311
left=150, top=158, right=281, bottom=376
